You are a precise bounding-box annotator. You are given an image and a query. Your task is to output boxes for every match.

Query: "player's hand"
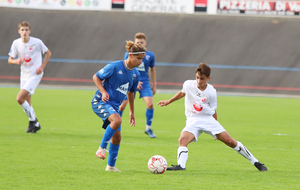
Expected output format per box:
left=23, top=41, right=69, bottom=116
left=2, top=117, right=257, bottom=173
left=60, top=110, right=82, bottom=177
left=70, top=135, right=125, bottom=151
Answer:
left=17, top=58, right=24, bottom=65
left=101, top=92, right=109, bottom=102
left=157, top=100, right=170, bottom=107
left=152, top=85, right=157, bottom=96
left=36, top=66, right=44, bottom=74
left=137, top=81, right=143, bottom=90
left=129, top=113, right=135, bottom=127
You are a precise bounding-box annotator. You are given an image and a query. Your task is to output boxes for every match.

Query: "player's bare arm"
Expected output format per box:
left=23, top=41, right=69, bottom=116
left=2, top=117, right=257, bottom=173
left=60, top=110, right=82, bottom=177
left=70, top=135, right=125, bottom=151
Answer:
left=93, top=74, right=109, bottom=102
left=36, top=49, right=52, bottom=74
left=157, top=90, right=185, bottom=107
left=8, top=56, right=23, bottom=65
left=150, top=67, right=157, bottom=95
left=128, top=91, right=135, bottom=127
left=213, top=110, right=217, bottom=120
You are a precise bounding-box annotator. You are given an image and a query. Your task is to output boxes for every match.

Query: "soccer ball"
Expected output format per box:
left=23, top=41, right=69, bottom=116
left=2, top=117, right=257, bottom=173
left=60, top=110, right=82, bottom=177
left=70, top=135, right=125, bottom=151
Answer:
left=147, top=155, right=167, bottom=174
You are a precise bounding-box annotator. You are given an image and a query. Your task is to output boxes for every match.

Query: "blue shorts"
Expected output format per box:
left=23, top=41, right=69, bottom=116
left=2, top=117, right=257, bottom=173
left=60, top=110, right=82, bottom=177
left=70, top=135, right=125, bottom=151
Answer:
left=137, top=80, right=153, bottom=98
left=91, top=101, right=121, bottom=131
left=124, top=81, right=153, bottom=100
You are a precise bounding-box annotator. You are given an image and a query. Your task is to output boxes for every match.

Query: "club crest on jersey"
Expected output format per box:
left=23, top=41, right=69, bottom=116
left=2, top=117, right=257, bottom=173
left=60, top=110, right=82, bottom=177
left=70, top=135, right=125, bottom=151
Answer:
left=146, top=55, right=150, bottom=60
left=116, top=82, right=129, bottom=95
left=118, top=70, right=123, bottom=75
left=99, top=69, right=104, bottom=74
left=133, top=74, right=137, bottom=80
left=192, top=101, right=203, bottom=113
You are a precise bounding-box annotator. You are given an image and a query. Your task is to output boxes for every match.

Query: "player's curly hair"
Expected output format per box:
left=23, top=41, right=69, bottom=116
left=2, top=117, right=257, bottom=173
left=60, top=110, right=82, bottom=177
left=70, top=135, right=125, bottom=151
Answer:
left=125, top=40, right=146, bottom=54
left=195, top=63, right=211, bottom=78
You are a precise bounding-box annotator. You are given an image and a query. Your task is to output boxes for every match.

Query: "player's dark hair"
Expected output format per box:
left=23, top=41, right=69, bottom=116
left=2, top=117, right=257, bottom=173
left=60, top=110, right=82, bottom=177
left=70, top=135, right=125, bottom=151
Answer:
left=195, top=63, right=211, bottom=78
left=135, top=32, right=146, bottom=40
left=125, top=40, right=146, bottom=54
left=18, top=21, right=31, bottom=29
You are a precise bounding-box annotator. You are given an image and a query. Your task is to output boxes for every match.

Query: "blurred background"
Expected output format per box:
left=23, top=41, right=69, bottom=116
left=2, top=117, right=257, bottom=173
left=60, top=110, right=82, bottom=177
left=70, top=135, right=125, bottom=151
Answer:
left=1, top=0, right=300, bottom=96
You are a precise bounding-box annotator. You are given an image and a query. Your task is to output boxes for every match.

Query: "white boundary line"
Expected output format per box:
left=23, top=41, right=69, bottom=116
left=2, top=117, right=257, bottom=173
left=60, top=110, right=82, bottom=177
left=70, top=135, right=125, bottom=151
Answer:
left=1, top=83, right=300, bottom=99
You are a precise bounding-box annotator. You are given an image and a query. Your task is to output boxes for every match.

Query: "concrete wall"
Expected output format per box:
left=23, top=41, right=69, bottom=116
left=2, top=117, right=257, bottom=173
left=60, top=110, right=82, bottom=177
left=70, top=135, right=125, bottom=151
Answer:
left=1, top=7, right=300, bottom=95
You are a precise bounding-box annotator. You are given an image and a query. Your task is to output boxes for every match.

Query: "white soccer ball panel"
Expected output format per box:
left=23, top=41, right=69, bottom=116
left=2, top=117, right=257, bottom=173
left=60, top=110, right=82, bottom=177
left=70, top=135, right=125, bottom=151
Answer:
left=147, top=155, right=168, bottom=174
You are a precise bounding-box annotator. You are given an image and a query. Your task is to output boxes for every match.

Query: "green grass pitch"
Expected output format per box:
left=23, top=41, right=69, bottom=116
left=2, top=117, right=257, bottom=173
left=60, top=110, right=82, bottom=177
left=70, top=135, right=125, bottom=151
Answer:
left=1, top=87, right=300, bottom=189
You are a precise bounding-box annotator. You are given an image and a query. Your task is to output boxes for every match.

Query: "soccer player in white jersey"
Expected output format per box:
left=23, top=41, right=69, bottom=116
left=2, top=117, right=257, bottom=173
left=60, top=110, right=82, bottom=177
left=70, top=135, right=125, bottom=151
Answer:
left=8, top=21, right=52, bottom=133
left=92, top=41, right=144, bottom=172
left=158, top=63, right=268, bottom=172
left=119, top=33, right=157, bottom=138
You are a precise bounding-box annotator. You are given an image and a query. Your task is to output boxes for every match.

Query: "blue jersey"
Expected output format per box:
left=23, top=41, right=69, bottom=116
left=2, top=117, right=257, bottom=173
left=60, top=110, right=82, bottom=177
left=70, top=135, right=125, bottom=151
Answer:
left=92, top=60, right=140, bottom=109
left=124, top=51, right=155, bottom=82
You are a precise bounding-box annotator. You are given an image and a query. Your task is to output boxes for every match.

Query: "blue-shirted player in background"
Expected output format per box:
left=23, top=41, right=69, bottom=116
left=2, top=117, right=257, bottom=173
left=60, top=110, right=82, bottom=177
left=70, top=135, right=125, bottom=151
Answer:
left=119, top=33, right=157, bottom=138
left=91, top=41, right=145, bottom=172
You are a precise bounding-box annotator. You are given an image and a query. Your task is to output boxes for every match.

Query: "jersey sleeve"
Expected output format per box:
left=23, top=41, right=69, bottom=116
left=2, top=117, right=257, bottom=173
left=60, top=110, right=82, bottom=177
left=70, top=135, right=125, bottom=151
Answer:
left=209, top=88, right=218, bottom=111
left=129, top=70, right=140, bottom=92
left=182, top=80, right=188, bottom=94
left=149, top=52, right=155, bottom=68
left=95, top=63, right=114, bottom=80
left=8, top=40, right=18, bottom=58
left=124, top=52, right=129, bottom=60
left=37, top=39, right=48, bottom=54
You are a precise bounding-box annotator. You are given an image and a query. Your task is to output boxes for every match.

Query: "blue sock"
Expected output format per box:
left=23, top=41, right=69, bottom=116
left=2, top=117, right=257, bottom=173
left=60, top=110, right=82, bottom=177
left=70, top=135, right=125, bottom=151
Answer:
left=119, top=111, right=123, bottom=117
left=108, top=143, right=120, bottom=167
left=100, top=125, right=116, bottom=149
left=118, top=111, right=123, bottom=128
left=146, top=108, right=154, bottom=126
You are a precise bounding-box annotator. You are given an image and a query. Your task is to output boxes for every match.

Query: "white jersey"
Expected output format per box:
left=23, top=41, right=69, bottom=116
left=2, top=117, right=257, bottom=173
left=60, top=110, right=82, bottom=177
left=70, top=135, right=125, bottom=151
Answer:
left=182, top=80, right=217, bottom=119
left=9, top=37, right=48, bottom=80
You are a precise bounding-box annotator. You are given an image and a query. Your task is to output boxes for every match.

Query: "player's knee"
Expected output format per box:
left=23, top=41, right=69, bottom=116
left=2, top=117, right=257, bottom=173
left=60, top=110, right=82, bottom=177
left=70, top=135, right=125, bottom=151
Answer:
left=225, top=138, right=236, bottom=148
left=147, top=102, right=154, bottom=109
left=178, top=137, right=188, bottom=146
left=119, top=106, right=125, bottom=112
left=16, top=95, right=24, bottom=105
left=116, top=117, right=122, bottom=126
left=111, top=117, right=122, bottom=129
left=119, top=103, right=127, bottom=112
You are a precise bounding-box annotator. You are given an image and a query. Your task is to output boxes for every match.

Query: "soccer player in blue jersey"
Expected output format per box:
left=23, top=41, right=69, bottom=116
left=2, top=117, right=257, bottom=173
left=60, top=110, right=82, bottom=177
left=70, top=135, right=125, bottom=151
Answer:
left=119, top=33, right=157, bottom=138
left=91, top=41, right=145, bottom=172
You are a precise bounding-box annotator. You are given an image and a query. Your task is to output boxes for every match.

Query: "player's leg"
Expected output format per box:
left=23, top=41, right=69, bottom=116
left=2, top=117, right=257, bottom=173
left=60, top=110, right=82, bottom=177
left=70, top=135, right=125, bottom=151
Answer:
left=106, top=130, right=121, bottom=172
left=19, top=76, right=42, bottom=133
left=17, top=89, right=35, bottom=119
left=96, top=113, right=122, bottom=160
left=216, top=131, right=268, bottom=171
left=139, top=81, right=156, bottom=138
left=100, top=113, right=122, bottom=148
left=143, top=96, right=156, bottom=138
left=17, top=89, right=38, bottom=132
left=119, top=98, right=128, bottom=117
left=167, top=131, right=196, bottom=171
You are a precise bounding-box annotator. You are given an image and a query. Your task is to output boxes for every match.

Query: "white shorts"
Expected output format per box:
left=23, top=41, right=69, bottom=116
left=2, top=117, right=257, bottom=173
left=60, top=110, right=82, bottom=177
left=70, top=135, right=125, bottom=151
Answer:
left=182, top=115, right=226, bottom=142
left=20, top=74, right=43, bottom=95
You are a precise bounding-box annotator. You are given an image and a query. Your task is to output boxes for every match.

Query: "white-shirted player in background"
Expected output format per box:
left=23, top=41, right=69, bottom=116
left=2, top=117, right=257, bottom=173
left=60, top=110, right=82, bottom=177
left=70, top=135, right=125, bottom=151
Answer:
left=158, top=63, right=268, bottom=172
left=8, top=21, right=52, bottom=133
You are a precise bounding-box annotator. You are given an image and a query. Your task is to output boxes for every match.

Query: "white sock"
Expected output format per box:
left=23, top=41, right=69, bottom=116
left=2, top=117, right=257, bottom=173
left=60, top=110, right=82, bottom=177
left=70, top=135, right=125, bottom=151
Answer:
left=145, top=125, right=151, bottom=131
left=177, top=146, right=188, bottom=168
left=21, top=101, right=36, bottom=121
left=233, top=141, right=258, bottom=164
